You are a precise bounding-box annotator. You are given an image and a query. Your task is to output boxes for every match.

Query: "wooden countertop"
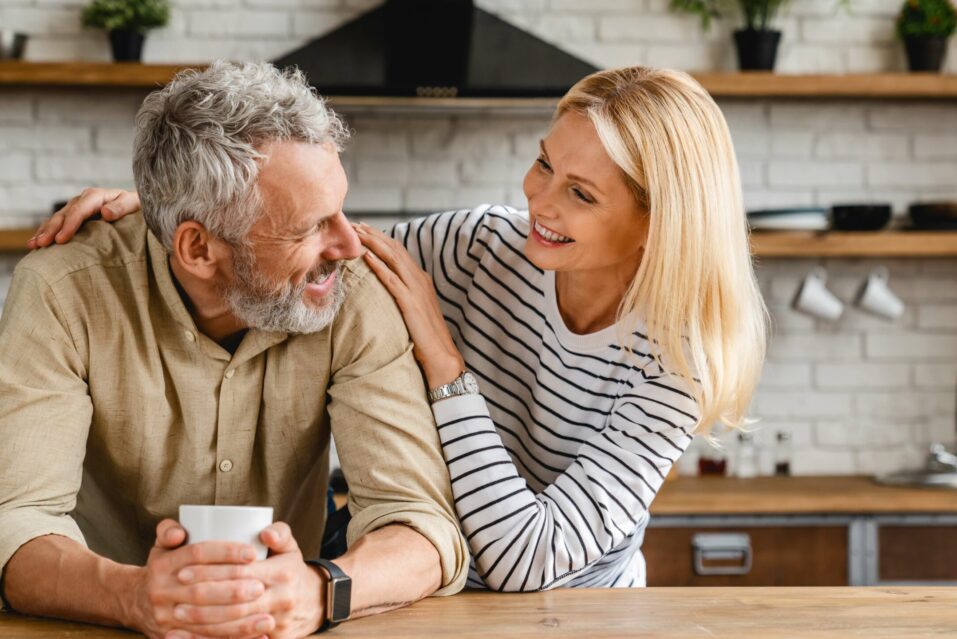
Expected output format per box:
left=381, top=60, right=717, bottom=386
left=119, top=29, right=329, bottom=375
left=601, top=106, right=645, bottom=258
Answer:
left=651, top=475, right=957, bottom=516
left=3, top=588, right=954, bottom=638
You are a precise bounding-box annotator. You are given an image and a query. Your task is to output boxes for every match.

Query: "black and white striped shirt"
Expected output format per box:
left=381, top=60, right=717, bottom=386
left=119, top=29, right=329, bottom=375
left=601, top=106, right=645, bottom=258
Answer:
left=392, top=205, right=699, bottom=591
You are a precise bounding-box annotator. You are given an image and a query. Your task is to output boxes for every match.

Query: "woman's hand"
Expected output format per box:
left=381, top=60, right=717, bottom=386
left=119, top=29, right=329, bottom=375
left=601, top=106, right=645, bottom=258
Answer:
left=28, top=188, right=141, bottom=249
left=354, top=223, right=465, bottom=390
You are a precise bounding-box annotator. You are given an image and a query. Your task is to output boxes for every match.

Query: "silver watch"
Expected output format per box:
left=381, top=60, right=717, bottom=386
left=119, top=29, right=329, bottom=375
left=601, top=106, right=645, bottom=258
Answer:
left=428, top=371, right=480, bottom=404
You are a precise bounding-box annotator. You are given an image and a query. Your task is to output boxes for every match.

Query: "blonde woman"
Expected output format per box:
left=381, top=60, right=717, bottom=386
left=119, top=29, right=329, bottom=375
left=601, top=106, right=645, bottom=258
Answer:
left=31, top=66, right=767, bottom=591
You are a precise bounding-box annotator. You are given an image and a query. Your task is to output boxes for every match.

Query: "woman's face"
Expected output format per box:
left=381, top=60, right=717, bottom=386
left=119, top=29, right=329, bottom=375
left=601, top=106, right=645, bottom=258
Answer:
left=522, top=110, right=649, bottom=281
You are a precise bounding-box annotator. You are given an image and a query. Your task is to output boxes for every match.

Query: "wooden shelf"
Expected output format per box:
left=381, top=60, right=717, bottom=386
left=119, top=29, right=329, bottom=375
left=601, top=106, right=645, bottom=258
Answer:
left=2, top=62, right=957, bottom=100
left=652, top=475, right=957, bottom=515
left=751, top=230, right=957, bottom=257
left=3, top=228, right=956, bottom=256
left=0, top=61, right=202, bottom=88
left=0, top=229, right=34, bottom=252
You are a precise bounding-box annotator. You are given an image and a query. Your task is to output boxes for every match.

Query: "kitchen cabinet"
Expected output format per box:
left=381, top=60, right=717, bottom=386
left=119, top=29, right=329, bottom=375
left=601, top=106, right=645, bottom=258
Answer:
left=644, top=521, right=848, bottom=586
left=646, top=477, right=957, bottom=587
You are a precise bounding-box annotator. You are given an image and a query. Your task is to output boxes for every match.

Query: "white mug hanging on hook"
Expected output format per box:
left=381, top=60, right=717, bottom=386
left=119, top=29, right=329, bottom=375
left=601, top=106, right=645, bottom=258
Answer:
left=854, top=266, right=905, bottom=321
left=792, top=267, right=844, bottom=322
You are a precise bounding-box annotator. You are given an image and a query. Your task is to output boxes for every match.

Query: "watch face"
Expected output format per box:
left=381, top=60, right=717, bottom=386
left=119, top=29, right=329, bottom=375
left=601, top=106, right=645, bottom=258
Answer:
left=462, top=371, right=480, bottom=394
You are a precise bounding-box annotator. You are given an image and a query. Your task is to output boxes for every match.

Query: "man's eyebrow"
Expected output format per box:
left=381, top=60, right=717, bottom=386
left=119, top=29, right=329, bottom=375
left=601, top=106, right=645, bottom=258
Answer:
left=539, top=139, right=604, bottom=196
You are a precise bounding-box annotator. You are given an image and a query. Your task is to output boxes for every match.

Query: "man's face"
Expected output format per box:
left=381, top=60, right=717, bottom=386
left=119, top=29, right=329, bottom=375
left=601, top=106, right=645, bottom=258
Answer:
left=223, top=140, right=361, bottom=334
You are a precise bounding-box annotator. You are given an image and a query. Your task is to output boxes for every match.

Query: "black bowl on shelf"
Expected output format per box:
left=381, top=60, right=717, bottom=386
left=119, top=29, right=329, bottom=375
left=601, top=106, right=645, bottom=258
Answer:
left=829, top=204, right=892, bottom=231
left=908, top=202, right=957, bottom=230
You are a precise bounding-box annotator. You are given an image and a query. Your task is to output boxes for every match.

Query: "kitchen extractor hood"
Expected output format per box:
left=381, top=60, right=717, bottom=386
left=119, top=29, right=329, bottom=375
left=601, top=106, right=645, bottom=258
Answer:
left=273, top=0, right=599, bottom=97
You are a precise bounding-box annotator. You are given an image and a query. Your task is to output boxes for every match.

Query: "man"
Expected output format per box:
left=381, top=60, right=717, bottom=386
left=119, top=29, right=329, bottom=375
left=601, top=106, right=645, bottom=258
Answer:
left=0, top=61, right=467, bottom=638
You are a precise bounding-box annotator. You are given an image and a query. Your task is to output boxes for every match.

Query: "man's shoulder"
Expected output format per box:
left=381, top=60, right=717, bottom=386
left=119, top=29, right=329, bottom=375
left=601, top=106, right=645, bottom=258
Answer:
left=14, top=215, right=148, bottom=285
left=338, top=254, right=376, bottom=299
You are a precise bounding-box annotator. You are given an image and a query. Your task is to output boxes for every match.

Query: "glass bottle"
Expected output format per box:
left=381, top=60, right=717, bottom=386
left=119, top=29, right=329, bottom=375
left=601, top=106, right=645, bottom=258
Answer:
left=774, top=430, right=793, bottom=476
left=735, top=432, right=758, bottom=479
left=697, top=440, right=727, bottom=476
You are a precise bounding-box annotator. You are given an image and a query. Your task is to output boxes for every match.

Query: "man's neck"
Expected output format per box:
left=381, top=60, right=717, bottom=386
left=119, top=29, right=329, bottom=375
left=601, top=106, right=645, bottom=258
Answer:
left=168, top=257, right=248, bottom=348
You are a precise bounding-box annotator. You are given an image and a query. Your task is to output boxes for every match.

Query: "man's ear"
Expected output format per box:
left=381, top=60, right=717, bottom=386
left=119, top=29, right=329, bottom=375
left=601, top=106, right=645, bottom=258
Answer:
left=171, top=222, right=231, bottom=280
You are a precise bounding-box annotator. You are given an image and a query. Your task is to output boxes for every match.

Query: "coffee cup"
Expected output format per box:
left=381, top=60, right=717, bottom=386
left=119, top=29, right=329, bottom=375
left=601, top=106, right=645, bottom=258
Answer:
left=854, top=266, right=904, bottom=320
left=178, top=505, right=274, bottom=560
left=792, top=267, right=844, bottom=322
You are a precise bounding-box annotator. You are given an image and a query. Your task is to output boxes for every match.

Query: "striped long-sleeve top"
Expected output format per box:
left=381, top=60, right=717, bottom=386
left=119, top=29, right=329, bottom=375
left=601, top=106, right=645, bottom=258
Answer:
left=391, top=204, right=700, bottom=591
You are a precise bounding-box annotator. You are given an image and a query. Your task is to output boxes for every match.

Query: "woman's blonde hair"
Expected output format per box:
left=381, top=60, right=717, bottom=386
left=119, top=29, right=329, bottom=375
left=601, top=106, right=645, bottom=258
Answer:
left=556, top=66, right=768, bottom=433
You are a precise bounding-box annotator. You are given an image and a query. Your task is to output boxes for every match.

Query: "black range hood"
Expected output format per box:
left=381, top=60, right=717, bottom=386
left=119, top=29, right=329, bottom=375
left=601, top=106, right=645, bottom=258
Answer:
left=273, top=0, right=599, bottom=97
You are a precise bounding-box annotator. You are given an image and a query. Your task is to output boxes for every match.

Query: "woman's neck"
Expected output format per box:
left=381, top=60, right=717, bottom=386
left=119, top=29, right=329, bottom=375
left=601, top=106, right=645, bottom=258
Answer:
left=554, top=254, right=642, bottom=335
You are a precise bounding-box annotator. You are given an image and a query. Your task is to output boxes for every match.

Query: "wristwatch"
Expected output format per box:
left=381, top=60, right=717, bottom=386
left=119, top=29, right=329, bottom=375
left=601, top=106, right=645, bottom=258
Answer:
left=306, top=558, right=351, bottom=632
left=427, top=370, right=480, bottom=404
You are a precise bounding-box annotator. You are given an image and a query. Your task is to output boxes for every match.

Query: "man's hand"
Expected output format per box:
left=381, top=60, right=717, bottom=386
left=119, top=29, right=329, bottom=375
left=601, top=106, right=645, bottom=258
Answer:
left=168, top=522, right=325, bottom=639
left=127, top=519, right=273, bottom=639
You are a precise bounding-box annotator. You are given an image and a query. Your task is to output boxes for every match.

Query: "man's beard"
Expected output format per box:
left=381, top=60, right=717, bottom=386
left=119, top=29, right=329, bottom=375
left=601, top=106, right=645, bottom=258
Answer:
left=224, top=244, right=345, bottom=334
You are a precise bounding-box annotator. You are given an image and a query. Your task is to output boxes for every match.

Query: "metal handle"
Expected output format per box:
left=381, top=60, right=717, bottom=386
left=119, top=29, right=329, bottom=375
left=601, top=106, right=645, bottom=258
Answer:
left=692, top=533, right=752, bottom=576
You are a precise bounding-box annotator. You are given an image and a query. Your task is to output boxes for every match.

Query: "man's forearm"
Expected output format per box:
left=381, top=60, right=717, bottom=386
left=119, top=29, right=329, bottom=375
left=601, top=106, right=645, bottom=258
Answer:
left=334, top=524, right=442, bottom=619
left=3, top=534, right=140, bottom=628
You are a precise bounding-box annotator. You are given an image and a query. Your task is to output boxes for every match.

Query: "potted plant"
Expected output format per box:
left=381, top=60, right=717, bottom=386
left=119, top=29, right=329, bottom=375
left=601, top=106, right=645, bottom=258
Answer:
left=897, top=0, right=957, bottom=71
left=82, top=0, right=170, bottom=62
left=669, top=0, right=801, bottom=71
left=670, top=0, right=787, bottom=70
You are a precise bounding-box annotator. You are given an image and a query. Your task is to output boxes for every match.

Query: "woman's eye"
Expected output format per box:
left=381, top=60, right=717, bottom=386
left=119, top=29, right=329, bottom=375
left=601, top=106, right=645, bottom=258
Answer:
left=536, top=157, right=552, bottom=172
left=572, top=188, right=593, bottom=204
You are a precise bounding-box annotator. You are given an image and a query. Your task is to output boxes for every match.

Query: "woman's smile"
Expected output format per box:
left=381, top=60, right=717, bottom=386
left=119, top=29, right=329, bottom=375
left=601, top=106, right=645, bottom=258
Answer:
left=531, top=218, right=575, bottom=246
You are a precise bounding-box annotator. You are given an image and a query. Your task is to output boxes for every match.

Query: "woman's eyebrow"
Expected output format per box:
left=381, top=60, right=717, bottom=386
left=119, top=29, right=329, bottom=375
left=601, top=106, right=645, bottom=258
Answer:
left=540, top=139, right=604, bottom=196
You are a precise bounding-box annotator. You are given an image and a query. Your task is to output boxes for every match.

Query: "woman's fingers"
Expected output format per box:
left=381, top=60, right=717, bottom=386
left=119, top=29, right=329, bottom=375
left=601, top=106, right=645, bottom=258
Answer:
left=363, top=250, right=410, bottom=310
left=355, top=223, right=421, bottom=284
left=56, top=188, right=128, bottom=243
left=28, top=210, right=65, bottom=249
left=28, top=188, right=138, bottom=249
left=101, top=190, right=141, bottom=220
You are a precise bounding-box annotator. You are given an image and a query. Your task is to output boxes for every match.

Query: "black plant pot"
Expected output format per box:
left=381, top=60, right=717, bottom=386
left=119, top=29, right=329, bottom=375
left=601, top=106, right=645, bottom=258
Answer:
left=109, top=29, right=145, bottom=62
left=734, top=28, right=782, bottom=71
left=903, top=35, right=949, bottom=72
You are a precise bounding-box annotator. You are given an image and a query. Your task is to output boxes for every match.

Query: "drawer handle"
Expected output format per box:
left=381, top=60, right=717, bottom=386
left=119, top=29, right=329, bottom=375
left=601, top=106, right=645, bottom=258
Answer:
left=692, top=533, right=752, bottom=576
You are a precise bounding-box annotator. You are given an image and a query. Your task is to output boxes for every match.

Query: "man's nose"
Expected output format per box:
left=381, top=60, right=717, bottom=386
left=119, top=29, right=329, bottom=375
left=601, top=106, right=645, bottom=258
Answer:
left=321, top=212, right=362, bottom=262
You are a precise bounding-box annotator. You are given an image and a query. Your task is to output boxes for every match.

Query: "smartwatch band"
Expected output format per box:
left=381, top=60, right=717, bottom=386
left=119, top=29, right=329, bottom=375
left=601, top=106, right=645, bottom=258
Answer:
left=306, top=558, right=352, bottom=632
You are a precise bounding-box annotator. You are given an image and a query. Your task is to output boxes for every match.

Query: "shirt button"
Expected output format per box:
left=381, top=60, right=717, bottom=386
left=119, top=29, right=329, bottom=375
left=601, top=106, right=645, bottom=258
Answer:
left=224, top=369, right=235, bottom=380
left=219, top=459, right=233, bottom=473
left=184, top=330, right=195, bottom=342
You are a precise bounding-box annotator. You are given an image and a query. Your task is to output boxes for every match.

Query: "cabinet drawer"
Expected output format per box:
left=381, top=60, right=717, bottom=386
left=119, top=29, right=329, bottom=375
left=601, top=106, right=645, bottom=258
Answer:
left=879, top=525, right=957, bottom=582
left=644, top=525, right=848, bottom=586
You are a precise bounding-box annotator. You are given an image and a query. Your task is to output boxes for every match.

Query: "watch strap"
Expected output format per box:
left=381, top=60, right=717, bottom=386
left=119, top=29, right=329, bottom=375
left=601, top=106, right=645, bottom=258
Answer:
left=306, top=558, right=351, bottom=632
left=428, top=371, right=478, bottom=404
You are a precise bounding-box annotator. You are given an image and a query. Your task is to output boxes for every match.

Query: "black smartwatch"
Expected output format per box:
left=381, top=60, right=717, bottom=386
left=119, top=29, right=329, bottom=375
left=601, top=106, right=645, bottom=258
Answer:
left=306, top=558, right=352, bottom=632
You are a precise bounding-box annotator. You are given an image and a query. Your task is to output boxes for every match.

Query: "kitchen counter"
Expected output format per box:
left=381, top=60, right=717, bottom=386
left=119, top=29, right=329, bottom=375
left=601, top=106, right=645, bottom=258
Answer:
left=2, top=588, right=954, bottom=638
left=651, top=475, right=957, bottom=515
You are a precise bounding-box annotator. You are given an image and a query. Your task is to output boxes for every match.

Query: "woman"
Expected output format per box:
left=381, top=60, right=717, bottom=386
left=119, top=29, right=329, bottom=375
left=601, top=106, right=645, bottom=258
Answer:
left=30, top=66, right=768, bottom=591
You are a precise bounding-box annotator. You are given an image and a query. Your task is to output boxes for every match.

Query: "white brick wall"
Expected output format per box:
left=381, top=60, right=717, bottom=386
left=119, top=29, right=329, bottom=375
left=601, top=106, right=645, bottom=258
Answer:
left=1, top=0, right=956, bottom=476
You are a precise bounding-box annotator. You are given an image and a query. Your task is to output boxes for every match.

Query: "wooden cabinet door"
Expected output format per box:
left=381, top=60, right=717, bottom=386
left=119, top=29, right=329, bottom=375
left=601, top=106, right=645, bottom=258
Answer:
left=643, top=525, right=848, bottom=586
left=879, top=525, right=957, bottom=582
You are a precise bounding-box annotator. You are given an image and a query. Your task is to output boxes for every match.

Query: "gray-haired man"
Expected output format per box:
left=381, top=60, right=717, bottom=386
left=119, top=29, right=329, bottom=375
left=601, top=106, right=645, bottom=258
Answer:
left=0, top=62, right=467, bottom=638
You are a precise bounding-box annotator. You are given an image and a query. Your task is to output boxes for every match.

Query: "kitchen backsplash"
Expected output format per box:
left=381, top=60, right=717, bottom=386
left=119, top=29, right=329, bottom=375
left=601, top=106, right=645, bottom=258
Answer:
left=0, top=0, right=955, bottom=475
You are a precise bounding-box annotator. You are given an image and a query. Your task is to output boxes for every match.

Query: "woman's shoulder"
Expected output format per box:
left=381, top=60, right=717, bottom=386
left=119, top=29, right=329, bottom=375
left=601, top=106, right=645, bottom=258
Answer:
left=443, top=203, right=529, bottom=243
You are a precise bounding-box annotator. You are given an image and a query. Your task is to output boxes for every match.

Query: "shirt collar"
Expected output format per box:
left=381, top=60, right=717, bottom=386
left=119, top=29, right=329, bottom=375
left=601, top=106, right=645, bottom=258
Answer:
left=147, top=230, right=289, bottom=364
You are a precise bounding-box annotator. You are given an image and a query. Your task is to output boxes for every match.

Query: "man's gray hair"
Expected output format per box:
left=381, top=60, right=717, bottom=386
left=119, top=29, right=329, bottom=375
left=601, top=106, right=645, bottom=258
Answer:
left=132, top=60, right=350, bottom=249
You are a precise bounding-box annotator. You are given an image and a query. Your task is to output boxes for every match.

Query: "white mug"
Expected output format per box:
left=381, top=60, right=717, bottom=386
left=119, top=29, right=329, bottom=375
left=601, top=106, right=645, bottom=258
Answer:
left=179, top=505, right=274, bottom=560
left=854, top=266, right=904, bottom=320
left=792, top=267, right=844, bottom=321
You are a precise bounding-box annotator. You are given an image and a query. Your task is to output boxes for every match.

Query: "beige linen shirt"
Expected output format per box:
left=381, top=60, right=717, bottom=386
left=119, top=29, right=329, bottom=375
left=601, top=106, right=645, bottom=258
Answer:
left=0, top=215, right=467, bottom=600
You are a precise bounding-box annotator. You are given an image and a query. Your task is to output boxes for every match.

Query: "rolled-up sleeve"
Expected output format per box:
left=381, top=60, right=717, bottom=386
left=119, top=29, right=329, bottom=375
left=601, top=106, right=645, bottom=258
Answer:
left=327, top=261, right=468, bottom=596
left=0, top=266, right=92, bottom=605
